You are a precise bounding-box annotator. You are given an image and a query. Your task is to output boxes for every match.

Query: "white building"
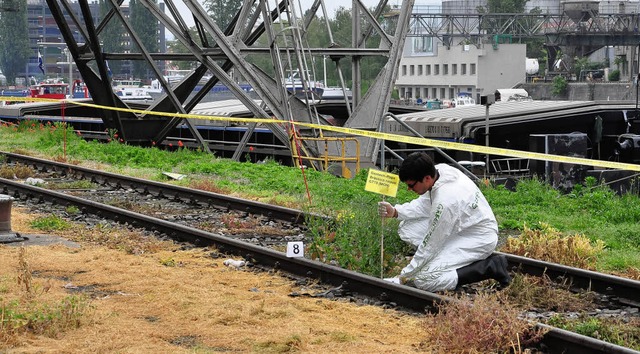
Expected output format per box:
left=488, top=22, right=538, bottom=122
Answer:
left=395, top=41, right=527, bottom=103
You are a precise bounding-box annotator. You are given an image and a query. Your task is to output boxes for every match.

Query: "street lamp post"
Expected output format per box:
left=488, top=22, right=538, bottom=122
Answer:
left=480, top=94, right=495, bottom=177
left=56, top=48, right=73, bottom=97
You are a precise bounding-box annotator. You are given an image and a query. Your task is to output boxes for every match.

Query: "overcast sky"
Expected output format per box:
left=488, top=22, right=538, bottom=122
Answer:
left=171, top=0, right=403, bottom=28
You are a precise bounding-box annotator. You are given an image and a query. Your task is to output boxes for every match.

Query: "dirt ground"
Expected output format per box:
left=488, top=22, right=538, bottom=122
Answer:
left=0, top=206, right=430, bottom=353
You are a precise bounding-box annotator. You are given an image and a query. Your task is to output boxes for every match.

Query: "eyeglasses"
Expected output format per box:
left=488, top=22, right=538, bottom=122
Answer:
left=406, top=180, right=419, bottom=189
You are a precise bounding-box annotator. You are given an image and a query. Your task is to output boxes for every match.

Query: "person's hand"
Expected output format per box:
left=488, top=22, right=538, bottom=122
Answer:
left=383, top=277, right=401, bottom=284
left=378, top=201, right=395, bottom=218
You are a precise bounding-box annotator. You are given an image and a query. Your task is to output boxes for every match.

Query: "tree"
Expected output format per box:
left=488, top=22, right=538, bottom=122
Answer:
left=477, top=0, right=528, bottom=42
left=99, top=0, right=125, bottom=77
left=130, top=0, right=159, bottom=79
left=166, top=27, right=206, bottom=71
left=297, top=6, right=388, bottom=90
left=0, top=0, right=32, bottom=85
left=203, top=0, right=241, bottom=32
left=481, top=0, right=528, bottom=13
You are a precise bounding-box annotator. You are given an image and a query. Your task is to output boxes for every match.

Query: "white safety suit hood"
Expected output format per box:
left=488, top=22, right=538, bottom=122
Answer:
left=393, top=164, right=497, bottom=292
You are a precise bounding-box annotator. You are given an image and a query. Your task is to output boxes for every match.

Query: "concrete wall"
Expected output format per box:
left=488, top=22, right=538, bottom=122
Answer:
left=521, top=82, right=637, bottom=101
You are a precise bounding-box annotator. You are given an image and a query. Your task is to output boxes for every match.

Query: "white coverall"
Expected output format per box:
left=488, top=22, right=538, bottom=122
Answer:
left=393, top=164, right=498, bottom=292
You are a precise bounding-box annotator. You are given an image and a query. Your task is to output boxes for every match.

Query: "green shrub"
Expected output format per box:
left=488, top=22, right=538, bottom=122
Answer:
left=305, top=194, right=413, bottom=277
left=552, top=76, right=568, bottom=96
left=608, top=69, right=620, bottom=82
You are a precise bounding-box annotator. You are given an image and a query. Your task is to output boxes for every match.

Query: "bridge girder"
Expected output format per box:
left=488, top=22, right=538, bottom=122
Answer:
left=407, top=12, right=640, bottom=48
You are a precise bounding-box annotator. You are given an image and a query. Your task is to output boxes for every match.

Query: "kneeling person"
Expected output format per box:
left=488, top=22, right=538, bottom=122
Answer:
left=378, top=152, right=511, bottom=291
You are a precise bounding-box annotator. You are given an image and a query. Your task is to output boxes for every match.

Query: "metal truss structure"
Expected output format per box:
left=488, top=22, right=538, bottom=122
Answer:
left=44, top=0, right=416, bottom=169
left=32, top=0, right=640, bottom=172
left=408, top=10, right=640, bottom=48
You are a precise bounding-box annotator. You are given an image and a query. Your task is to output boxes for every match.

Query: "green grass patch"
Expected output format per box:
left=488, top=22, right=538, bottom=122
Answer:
left=30, top=215, right=71, bottom=232
left=547, top=315, right=640, bottom=350
left=483, top=178, right=640, bottom=273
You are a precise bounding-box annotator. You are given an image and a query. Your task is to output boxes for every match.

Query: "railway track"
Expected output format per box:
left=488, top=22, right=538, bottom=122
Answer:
left=1, top=151, right=639, bottom=353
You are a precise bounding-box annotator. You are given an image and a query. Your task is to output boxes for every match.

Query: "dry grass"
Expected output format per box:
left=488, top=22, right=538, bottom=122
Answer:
left=422, top=292, right=546, bottom=353
left=189, top=178, right=232, bottom=195
left=502, top=273, right=596, bottom=312
left=1, top=207, right=431, bottom=353
left=613, top=267, right=640, bottom=280
left=1, top=246, right=93, bottom=347
left=0, top=163, right=35, bottom=179
left=501, top=222, right=605, bottom=269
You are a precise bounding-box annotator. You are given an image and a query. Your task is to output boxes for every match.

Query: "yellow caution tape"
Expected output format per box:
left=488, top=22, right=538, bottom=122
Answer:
left=2, top=96, right=640, bottom=172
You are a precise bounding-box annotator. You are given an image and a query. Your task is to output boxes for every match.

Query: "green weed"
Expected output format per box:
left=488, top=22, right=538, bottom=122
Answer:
left=305, top=194, right=413, bottom=277
left=65, top=205, right=81, bottom=214
left=0, top=295, right=91, bottom=342
left=30, top=215, right=71, bottom=232
left=547, top=315, right=640, bottom=350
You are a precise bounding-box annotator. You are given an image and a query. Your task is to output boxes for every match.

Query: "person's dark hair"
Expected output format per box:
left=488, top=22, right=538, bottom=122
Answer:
left=399, top=152, right=436, bottom=182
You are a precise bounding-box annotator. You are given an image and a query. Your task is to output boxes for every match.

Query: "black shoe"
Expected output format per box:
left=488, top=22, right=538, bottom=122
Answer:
left=488, top=254, right=512, bottom=286
left=456, top=254, right=512, bottom=288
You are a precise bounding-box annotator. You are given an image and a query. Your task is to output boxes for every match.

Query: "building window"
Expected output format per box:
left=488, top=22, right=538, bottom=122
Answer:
left=410, top=65, right=415, bottom=75
left=434, top=65, right=439, bottom=75
left=470, top=63, right=476, bottom=75
left=443, top=64, right=448, bottom=75
left=418, top=65, right=423, bottom=75
left=426, top=65, right=431, bottom=75
left=461, top=64, right=467, bottom=75
left=452, top=64, right=457, bottom=75
left=402, top=65, right=407, bottom=76
left=413, top=37, right=434, bottom=54
left=432, top=88, right=437, bottom=98
left=440, top=88, right=445, bottom=98
left=449, top=88, right=455, bottom=97
left=406, top=87, right=413, bottom=99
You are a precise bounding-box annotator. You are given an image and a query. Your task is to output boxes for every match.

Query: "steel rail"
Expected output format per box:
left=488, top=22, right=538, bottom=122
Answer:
left=1, top=151, right=308, bottom=225
left=0, top=177, right=638, bottom=354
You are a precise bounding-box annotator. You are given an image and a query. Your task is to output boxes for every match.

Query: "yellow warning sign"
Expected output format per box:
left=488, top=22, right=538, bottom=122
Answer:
left=365, top=169, right=399, bottom=197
